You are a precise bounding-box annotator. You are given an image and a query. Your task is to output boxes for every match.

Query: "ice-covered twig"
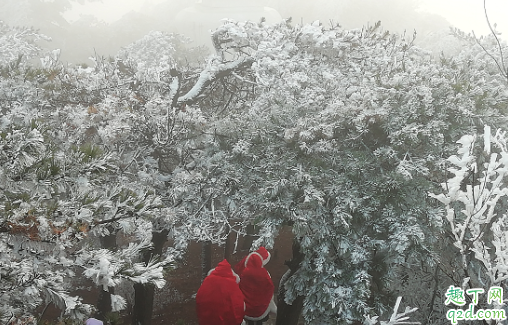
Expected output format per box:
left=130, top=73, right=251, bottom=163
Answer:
left=364, top=297, right=420, bottom=325
left=430, top=126, right=508, bottom=285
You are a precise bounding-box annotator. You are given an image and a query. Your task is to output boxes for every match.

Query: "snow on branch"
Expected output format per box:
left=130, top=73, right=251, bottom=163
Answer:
left=79, top=239, right=166, bottom=293
left=364, top=297, right=420, bottom=325
left=177, top=56, right=254, bottom=106
left=429, top=125, right=508, bottom=284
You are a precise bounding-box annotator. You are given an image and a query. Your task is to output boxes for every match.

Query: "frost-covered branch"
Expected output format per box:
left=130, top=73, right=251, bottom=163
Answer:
left=429, top=125, right=508, bottom=286
left=177, top=56, right=254, bottom=106
left=363, top=297, right=420, bottom=325
left=78, top=240, right=166, bottom=300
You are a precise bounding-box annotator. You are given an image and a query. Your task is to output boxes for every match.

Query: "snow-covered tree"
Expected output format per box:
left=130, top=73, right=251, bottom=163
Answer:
left=44, top=30, right=240, bottom=324
left=4, top=12, right=508, bottom=324
left=170, top=18, right=508, bottom=324
left=0, top=20, right=50, bottom=67
left=0, top=23, right=181, bottom=324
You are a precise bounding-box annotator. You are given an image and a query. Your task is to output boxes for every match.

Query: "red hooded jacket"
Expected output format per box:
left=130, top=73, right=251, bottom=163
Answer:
left=239, top=253, right=275, bottom=321
left=234, top=247, right=271, bottom=276
left=196, top=259, right=245, bottom=325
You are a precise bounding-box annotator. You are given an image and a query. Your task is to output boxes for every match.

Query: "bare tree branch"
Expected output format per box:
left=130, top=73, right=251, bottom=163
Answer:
left=480, top=0, right=508, bottom=83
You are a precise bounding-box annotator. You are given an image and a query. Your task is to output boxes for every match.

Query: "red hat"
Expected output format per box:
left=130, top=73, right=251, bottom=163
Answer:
left=235, top=247, right=271, bottom=276
left=239, top=254, right=275, bottom=321
left=196, top=259, right=245, bottom=325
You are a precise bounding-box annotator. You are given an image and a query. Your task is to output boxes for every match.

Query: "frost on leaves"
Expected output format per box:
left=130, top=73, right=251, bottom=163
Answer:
left=430, top=126, right=508, bottom=285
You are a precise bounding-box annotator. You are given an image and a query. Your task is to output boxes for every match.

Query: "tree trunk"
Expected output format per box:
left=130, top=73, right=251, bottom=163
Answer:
left=201, top=240, right=212, bottom=281
left=241, top=224, right=256, bottom=251
left=96, top=287, right=114, bottom=321
left=224, top=228, right=234, bottom=261
left=275, top=239, right=305, bottom=325
left=131, top=229, right=169, bottom=325
left=132, top=282, right=155, bottom=325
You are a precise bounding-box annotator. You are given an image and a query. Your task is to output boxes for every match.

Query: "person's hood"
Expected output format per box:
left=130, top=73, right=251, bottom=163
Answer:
left=244, top=252, right=263, bottom=268
left=209, top=259, right=240, bottom=283
left=255, top=246, right=271, bottom=265
left=235, top=247, right=271, bottom=276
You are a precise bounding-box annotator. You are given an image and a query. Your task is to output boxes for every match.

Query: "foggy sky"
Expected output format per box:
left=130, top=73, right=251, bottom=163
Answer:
left=0, top=0, right=506, bottom=63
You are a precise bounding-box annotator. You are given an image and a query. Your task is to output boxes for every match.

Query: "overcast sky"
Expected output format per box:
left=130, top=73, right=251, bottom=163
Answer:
left=64, top=0, right=167, bottom=23
left=419, top=0, right=507, bottom=37
left=1, top=0, right=498, bottom=63
left=63, top=0, right=508, bottom=38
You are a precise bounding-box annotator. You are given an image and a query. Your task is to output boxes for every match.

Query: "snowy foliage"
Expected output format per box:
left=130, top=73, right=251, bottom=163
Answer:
left=430, top=126, right=508, bottom=287
left=0, top=20, right=50, bottom=66
left=188, top=19, right=508, bottom=324
left=79, top=240, right=166, bottom=290
left=117, top=31, right=208, bottom=82
left=2, top=14, right=508, bottom=324
left=0, top=22, right=196, bottom=323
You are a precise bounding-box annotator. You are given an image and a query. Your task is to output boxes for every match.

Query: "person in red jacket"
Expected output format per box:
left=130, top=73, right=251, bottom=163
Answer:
left=196, top=259, right=245, bottom=325
left=238, top=249, right=277, bottom=325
